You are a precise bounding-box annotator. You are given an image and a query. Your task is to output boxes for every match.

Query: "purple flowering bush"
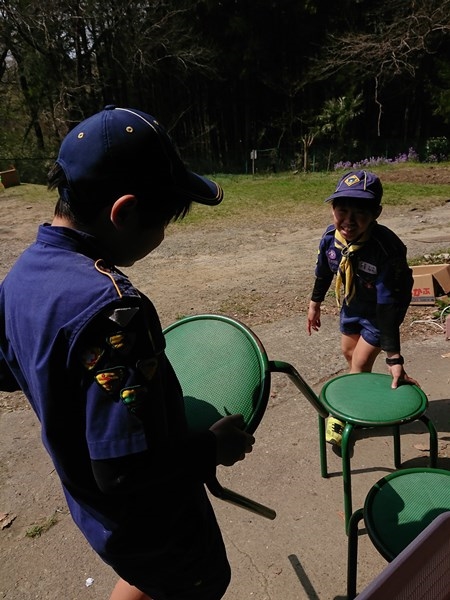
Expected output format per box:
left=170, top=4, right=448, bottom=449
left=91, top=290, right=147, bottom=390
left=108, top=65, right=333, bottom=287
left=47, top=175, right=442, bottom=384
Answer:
left=334, top=147, right=420, bottom=170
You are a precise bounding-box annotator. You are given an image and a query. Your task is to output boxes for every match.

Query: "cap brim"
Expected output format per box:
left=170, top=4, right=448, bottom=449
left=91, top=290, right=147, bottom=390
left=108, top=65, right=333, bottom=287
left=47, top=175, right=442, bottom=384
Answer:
left=325, top=190, right=380, bottom=203
left=175, top=171, right=223, bottom=206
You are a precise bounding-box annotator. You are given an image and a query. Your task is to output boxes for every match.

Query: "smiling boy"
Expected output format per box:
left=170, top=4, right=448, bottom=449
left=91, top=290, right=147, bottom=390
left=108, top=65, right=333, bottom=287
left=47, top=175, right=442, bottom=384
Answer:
left=306, top=170, right=416, bottom=446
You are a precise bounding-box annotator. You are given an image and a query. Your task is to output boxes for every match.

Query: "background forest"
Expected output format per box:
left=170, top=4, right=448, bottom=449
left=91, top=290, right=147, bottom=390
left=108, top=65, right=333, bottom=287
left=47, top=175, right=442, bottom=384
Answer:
left=1, top=0, right=450, bottom=182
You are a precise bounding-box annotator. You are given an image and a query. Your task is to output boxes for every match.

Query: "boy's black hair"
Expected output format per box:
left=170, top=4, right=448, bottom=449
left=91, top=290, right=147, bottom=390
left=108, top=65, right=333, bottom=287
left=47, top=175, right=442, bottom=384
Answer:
left=48, top=162, right=192, bottom=228
left=49, top=163, right=99, bottom=226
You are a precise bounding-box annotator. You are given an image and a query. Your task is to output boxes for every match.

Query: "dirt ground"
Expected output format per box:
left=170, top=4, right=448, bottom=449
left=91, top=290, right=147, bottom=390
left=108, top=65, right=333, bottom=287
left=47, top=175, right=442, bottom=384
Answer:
left=1, top=169, right=450, bottom=599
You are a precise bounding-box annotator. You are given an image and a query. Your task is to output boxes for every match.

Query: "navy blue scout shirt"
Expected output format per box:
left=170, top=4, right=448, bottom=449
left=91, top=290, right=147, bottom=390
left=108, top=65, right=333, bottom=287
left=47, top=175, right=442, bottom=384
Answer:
left=312, top=223, right=413, bottom=350
left=0, top=224, right=217, bottom=565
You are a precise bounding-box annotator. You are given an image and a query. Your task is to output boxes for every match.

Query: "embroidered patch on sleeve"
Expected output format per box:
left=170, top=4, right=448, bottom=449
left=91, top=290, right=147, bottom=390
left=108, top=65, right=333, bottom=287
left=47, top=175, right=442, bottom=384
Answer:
left=136, top=358, right=158, bottom=381
left=120, top=386, right=148, bottom=413
left=95, top=367, right=126, bottom=394
left=80, top=346, right=105, bottom=371
left=108, top=306, right=140, bottom=327
left=106, top=331, right=136, bottom=354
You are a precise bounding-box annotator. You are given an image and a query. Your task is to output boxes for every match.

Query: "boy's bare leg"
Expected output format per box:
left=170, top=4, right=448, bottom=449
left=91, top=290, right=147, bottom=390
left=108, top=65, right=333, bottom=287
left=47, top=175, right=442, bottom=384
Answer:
left=341, top=333, right=359, bottom=369
left=346, top=335, right=381, bottom=373
left=109, top=578, right=152, bottom=600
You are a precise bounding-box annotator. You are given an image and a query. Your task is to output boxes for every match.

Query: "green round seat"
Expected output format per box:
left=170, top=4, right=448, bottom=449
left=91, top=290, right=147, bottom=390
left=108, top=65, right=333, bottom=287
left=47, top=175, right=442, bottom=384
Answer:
left=163, top=314, right=275, bottom=520
left=365, top=468, right=450, bottom=560
left=317, top=372, right=438, bottom=532
left=164, top=314, right=270, bottom=434
left=320, top=372, right=428, bottom=425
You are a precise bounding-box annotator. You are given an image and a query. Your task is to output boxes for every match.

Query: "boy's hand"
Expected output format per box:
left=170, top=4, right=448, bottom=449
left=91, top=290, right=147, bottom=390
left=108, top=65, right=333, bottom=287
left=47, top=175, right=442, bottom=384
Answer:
left=307, top=301, right=322, bottom=335
left=210, top=414, right=255, bottom=467
left=388, top=365, right=420, bottom=389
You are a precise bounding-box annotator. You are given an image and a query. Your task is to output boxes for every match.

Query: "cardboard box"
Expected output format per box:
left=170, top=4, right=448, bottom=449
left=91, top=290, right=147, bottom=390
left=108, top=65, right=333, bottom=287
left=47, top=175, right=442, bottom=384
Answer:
left=0, top=168, right=20, bottom=188
left=411, top=264, right=450, bottom=305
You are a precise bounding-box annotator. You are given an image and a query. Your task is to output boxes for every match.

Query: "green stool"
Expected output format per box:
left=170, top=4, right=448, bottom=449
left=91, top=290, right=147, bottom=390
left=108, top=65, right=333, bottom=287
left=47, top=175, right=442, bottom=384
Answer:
left=347, top=468, right=450, bottom=598
left=163, top=313, right=330, bottom=520
left=319, top=372, right=438, bottom=531
left=164, top=314, right=275, bottom=519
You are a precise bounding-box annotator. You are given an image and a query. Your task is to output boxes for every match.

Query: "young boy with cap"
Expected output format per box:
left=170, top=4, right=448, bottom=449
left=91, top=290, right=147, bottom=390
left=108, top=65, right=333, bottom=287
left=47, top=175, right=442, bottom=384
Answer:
left=0, top=106, right=256, bottom=600
left=306, top=170, right=417, bottom=446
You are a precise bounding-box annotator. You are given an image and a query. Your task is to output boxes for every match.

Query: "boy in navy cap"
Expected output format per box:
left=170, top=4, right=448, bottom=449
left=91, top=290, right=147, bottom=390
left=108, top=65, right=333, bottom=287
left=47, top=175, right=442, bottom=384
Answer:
left=0, top=106, right=255, bottom=600
left=307, top=170, right=417, bottom=446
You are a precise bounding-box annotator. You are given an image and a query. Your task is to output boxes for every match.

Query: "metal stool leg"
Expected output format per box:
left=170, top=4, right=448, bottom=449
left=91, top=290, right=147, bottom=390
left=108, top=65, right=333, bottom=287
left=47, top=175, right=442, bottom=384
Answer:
left=347, top=508, right=364, bottom=599
left=341, top=422, right=354, bottom=532
left=319, top=414, right=328, bottom=478
left=393, top=424, right=401, bottom=468
left=419, top=414, right=438, bottom=467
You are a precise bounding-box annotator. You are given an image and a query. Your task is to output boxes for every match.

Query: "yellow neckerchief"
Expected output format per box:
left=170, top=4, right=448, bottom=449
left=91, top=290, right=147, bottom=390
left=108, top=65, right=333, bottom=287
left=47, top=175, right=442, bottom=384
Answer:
left=334, top=225, right=373, bottom=306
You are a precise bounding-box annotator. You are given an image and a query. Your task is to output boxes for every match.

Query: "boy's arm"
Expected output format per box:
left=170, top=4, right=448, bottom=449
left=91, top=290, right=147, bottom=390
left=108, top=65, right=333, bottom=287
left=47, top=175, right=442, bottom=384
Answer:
left=92, top=413, right=254, bottom=495
left=377, top=303, right=401, bottom=353
left=91, top=429, right=217, bottom=494
left=79, top=301, right=253, bottom=495
left=376, top=251, right=416, bottom=388
left=375, top=248, right=413, bottom=342
left=313, top=228, right=335, bottom=291
left=311, top=274, right=334, bottom=303
left=307, top=232, right=335, bottom=334
left=376, top=303, right=419, bottom=388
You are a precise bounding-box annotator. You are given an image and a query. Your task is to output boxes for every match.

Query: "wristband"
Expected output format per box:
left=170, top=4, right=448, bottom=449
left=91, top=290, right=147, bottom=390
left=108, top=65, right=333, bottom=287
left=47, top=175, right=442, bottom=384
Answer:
left=385, top=356, right=404, bottom=366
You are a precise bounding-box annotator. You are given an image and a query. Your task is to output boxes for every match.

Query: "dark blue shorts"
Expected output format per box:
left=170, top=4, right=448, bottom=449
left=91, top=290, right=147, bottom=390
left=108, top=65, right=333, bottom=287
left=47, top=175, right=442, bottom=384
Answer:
left=108, top=496, right=231, bottom=600
left=133, top=550, right=231, bottom=600
left=129, top=556, right=231, bottom=600
left=339, top=306, right=380, bottom=347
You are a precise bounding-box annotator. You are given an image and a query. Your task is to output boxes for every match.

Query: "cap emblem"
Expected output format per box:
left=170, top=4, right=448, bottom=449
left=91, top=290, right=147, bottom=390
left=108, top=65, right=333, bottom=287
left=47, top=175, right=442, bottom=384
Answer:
left=344, top=174, right=361, bottom=187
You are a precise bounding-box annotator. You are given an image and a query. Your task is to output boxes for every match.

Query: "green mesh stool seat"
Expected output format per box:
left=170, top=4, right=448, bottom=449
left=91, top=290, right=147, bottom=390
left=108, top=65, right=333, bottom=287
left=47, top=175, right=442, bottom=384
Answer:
left=347, top=468, right=450, bottom=598
left=163, top=314, right=328, bottom=520
left=164, top=314, right=271, bottom=434
left=164, top=314, right=275, bottom=519
left=319, top=373, right=438, bottom=531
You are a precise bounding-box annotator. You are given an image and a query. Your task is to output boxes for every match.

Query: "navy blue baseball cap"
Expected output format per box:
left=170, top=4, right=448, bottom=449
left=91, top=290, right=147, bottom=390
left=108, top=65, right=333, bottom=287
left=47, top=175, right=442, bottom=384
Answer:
left=325, top=170, right=383, bottom=204
left=56, top=105, right=223, bottom=207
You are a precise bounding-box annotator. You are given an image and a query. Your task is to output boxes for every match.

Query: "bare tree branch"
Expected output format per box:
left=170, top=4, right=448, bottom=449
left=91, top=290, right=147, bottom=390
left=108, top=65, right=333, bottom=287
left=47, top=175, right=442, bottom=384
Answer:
left=314, top=0, right=450, bottom=83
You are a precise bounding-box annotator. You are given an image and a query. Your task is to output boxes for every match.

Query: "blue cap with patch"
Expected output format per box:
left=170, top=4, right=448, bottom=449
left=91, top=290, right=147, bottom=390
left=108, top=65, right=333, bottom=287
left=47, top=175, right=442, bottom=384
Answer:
left=56, top=105, right=223, bottom=207
left=325, top=170, right=383, bottom=204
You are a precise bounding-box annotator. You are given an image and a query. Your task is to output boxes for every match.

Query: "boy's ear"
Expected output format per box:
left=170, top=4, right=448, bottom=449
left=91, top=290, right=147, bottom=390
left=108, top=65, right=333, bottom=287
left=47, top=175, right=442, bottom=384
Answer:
left=375, top=205, right=382, bottom=219
left=110, top=195, right=138, bottom=228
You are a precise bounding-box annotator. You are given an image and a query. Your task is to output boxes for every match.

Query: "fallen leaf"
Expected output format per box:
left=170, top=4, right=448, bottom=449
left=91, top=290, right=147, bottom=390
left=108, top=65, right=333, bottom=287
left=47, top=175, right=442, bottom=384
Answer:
left=0, top=513, right=17, bottom=529
left=413, top=443, right=429, bottom=452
